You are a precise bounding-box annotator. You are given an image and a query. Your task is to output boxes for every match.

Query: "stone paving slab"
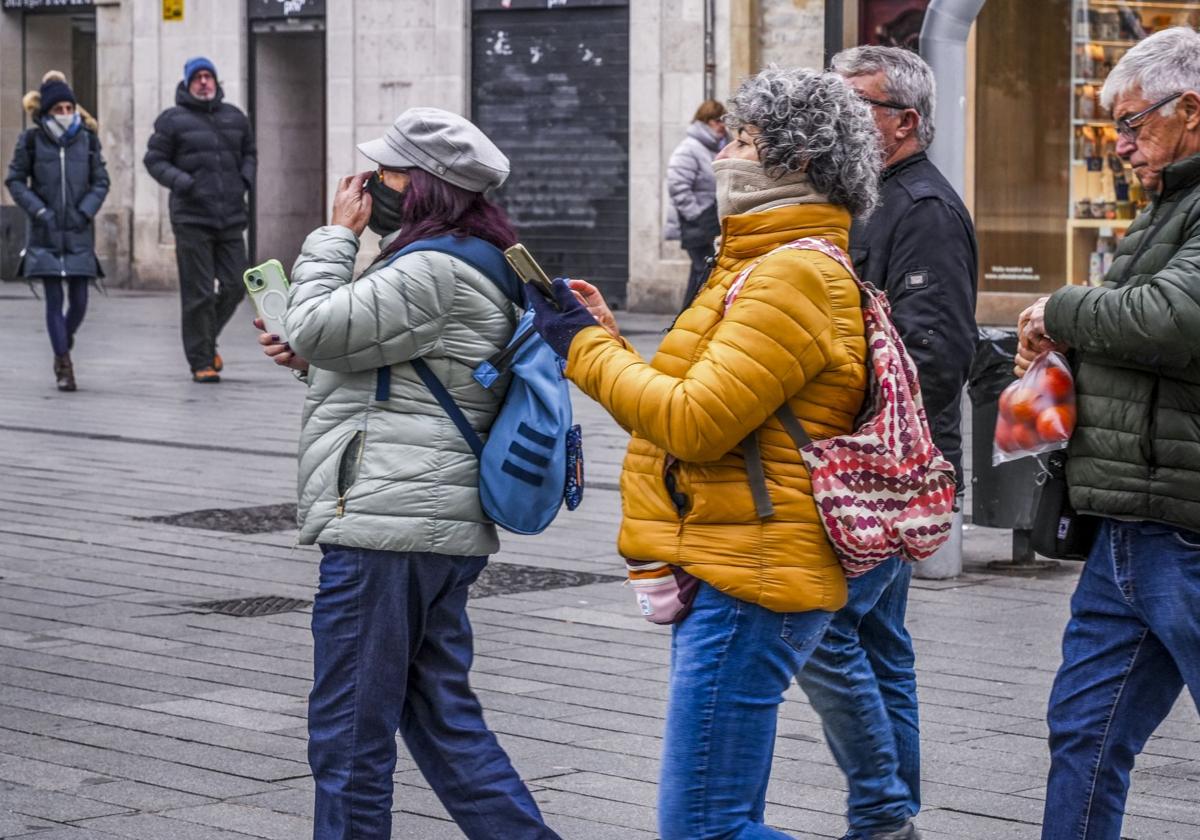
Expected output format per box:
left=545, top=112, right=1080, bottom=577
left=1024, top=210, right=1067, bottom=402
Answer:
left=0, top=290, right=1198, bottom=838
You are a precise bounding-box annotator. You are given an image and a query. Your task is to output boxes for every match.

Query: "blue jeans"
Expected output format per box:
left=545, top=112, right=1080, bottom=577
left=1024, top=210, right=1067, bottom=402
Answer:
left=42, top=277, right=89, bottom=356
left=658, top=580, right=834, bottom=840
left=1042, top=519, right=1200, bottom=840
left=796, top=557, right=919, bottom=835
left=308, top=545, right=560, bottom=840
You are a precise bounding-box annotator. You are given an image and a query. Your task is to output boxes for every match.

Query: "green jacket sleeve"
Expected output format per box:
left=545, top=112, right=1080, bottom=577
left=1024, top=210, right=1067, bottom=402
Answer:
left=1045, top=213, right=1200, bottom=370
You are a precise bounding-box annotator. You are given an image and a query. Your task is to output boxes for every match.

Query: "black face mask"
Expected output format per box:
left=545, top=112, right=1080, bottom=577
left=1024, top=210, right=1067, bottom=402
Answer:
left=366, top=173, right=407, bottom=236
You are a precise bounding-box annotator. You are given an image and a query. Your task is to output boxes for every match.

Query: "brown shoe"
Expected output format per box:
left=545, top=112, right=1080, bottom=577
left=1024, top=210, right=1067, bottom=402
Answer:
left=213, top=353, right=223, bottom=372
left=192, top=367, right=221, bottom=383
left=54, top=353, right=76, bottom=392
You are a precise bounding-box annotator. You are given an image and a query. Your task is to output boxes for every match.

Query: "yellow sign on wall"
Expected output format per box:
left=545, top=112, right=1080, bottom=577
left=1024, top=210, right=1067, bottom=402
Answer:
left=163, top=0, right=183, bottom=21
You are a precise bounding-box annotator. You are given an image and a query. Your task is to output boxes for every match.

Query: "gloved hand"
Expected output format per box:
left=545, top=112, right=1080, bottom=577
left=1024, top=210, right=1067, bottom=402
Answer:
left=528, top=278, right=600, bottom=358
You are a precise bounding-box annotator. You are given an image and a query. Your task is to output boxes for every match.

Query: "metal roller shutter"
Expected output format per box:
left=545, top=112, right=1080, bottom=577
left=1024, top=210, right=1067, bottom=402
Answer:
left=472, top=0, right=630, bottom=307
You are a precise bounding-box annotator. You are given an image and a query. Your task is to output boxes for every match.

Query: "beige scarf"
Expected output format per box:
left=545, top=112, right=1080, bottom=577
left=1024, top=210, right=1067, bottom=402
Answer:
left=712, top=159, right=828, bottom=219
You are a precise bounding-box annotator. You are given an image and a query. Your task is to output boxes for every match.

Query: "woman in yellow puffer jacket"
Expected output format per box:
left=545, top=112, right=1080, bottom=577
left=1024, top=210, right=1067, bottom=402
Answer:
left=528, top=68, right=880, bottom=839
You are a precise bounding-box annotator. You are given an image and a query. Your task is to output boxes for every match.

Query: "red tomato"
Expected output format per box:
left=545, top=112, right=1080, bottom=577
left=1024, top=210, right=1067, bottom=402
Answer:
left=1012, top=422, right=1039, bottom=451
left=995, top=419, right=1016, bottom=452
left=1042, top=366, right=1074, bottom=403
left=998, top=382, right=1019, bottom=421
left=1010, top=387, right=1040, bottom=424
left=1036, top=405, right=1076, bottom=442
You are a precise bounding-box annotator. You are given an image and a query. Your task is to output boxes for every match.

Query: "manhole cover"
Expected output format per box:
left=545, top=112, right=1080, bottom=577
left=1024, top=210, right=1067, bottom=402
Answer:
left=187, top=596, right=310, bottom=617
left=137, top=503, right=297, bottom=534
left=470, top=563, right=620, bottom=599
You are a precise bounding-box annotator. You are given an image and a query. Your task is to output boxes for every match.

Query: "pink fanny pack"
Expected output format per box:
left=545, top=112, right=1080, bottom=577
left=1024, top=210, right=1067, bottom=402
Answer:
left=626, top=560, right=700, bottom=625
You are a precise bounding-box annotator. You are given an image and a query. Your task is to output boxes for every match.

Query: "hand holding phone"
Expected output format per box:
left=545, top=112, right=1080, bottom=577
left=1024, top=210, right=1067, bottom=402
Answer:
left=244, top=260, right=291, bottom=343
left=504, top=244, right=560, bottom=309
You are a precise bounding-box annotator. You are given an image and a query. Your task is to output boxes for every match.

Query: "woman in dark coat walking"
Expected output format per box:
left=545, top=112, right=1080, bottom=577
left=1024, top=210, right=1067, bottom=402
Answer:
left=4, top=72, right=109, bottom=391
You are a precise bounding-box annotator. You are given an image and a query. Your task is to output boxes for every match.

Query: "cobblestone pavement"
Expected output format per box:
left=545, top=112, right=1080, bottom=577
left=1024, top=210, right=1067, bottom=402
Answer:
left=1, top=288, right=1198, bottom=839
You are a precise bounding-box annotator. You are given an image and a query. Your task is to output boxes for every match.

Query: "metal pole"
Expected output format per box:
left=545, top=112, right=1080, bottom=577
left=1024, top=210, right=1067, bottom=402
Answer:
left=919, top=0, right=987, bottom=200
left=703, top=0, right=715, bottom=100
left=824, top=0, right=844, bottom=69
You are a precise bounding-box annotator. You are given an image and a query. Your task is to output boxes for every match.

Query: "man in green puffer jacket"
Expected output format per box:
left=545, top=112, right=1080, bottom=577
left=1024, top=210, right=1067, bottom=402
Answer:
left=1016, top=28, right=1200, bottom=840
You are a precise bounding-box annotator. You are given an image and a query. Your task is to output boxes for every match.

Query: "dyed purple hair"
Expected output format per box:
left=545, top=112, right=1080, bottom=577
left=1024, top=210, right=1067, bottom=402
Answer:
left=377, top=168, right=518, bottom=261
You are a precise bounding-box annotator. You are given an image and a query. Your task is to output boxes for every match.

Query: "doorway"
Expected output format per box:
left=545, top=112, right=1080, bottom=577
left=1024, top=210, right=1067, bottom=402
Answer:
left=248, top=22, right=326, bottom=270
left=1, top=9, right=97, bottom=282
left=471, top=0, right=630, bottom=307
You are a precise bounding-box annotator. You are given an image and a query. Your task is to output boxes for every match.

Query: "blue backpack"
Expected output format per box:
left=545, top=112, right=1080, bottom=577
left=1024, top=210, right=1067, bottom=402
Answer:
left=375, top=235, right=583, bottom=535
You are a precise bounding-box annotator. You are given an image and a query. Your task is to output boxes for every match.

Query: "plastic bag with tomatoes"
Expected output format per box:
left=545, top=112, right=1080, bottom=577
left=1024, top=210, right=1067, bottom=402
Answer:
left=992, top=351, right=1077, bottom=465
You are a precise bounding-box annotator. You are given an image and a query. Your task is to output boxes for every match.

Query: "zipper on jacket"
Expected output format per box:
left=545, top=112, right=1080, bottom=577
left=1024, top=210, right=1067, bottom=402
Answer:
left=58, top=145, right=67, bottom=277
left=1144, top=377, right=1160, bottom=475
left=335, top=430, right=366, bottom=518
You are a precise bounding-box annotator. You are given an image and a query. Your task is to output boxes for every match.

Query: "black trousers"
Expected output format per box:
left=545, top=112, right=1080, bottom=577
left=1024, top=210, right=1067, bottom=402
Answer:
left=683, top=243, right=715, bottom=308
left=174, top=224, right=247, bottom=371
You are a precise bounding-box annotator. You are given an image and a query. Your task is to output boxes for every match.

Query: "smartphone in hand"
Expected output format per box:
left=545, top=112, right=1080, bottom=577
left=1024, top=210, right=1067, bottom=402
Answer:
left=504, top=244, right=559, bottom=309
left=244, top=260, right=291, bottom=342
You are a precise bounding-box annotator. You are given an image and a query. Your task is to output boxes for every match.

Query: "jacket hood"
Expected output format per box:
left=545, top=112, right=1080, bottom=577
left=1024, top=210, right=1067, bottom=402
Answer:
left=687, top=120, right=723, bottom=152
left=22, top=70, right=98, bottom=132
left=175, top=80, right=225, bottom=110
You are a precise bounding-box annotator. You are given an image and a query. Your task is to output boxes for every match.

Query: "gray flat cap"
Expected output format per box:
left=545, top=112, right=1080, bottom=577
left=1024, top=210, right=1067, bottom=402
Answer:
left=357, top=107, right=510, bottom=193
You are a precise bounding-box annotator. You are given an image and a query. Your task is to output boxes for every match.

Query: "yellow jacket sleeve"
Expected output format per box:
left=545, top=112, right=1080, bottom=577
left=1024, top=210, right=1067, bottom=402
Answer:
left=566, top=254, right=836, bottom=463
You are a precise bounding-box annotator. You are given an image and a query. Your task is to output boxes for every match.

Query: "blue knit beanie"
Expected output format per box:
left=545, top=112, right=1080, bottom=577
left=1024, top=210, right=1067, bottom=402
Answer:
left=39, top=78, right=75, bottom=115
left=183, top=56, right=217, bottom=85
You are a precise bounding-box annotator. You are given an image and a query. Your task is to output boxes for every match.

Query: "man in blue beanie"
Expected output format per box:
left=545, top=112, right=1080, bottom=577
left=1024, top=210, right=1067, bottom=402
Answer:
left=144, top=57, right=256, bottom=383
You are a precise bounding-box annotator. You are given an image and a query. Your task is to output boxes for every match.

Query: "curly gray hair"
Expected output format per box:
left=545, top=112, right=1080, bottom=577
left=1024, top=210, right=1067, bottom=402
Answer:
left=725, top=67, right=882, bottom=218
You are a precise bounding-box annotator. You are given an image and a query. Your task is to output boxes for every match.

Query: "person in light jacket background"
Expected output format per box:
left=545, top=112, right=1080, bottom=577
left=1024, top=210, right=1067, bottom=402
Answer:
left=255, top=108, right=562, bottom=840
left=665, top=99, right=726, bottom=305
left=4, top=71, right=109, bottom=393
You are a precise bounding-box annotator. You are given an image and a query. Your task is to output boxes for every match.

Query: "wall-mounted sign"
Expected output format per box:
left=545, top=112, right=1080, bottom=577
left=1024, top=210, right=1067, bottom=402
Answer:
left=162, top=0, right=183, bottom=20
left=248, top=0, right=325, bottom=20
left=2, top=0, right=94, bottom=10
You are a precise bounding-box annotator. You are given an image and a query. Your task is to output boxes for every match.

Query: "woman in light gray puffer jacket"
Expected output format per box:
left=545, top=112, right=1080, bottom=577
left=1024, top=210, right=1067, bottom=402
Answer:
left=258, top=108, right=561, bottom=840
left=664, top=99, right=726, bottom=305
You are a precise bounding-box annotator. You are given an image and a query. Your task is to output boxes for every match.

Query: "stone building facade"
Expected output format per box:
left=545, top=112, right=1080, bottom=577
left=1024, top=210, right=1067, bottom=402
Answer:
left=0, top=0, right=830, bottom=311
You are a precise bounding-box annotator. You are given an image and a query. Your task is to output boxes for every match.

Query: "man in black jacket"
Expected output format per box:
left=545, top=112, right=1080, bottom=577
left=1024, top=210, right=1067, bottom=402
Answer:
left=145, top=57, right=256, bottom=383
left=796, top=47, right=978, bottom=840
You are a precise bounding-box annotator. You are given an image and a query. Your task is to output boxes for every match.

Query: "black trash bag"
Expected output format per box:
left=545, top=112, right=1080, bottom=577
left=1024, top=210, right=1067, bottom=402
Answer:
left=969, top=327, right=1019, bottom=406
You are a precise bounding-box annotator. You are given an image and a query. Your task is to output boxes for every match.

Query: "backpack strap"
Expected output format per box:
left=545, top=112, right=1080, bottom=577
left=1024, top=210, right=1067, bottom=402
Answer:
left=733, top=237, right=853, bottom=518
left=743, top=430, right=775, bottom=519
left=410, top=358, right=485, bottom=459
left=373, top=235, right=523, bottom=401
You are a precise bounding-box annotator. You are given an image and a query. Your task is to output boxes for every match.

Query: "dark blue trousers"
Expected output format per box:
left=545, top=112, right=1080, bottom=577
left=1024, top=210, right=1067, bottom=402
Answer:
left=42, top=277, right=89, bottom=356
left=309, top=545, right=560, bottom=840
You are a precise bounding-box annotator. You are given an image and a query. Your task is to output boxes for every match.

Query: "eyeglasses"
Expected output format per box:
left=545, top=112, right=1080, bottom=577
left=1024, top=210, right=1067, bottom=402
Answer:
left=858, top=95, right=913, bottom=112
left=1115, top=92, right=1184, bottom=141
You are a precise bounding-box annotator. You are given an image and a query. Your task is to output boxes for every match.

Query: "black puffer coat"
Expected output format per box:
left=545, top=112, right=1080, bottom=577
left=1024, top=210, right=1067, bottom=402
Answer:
left=849, top=152, right=978, bottom=491
left=143, top=83, right=256, bottom=230
left=4, top=122, right=109, bottom=278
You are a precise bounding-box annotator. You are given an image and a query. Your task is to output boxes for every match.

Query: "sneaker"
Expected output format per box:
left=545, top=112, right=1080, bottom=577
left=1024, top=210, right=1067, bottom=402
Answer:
left=841, top=824, right=920, bottom=840
left=54, top=353, right=76, bottom=392
left=868, top=823, right=920, bottom=840
left=192, top=367, right=221, bottom=384
left=213, top=353, right=223, bottom=372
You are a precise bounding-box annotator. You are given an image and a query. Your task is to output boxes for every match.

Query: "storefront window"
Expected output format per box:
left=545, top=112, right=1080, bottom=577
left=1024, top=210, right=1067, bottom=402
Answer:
left=859, top=0, right=929, bottom=49
left=974, top=0, right=1072, bottom=294
left=1068, top=1, right=1200, bottom=285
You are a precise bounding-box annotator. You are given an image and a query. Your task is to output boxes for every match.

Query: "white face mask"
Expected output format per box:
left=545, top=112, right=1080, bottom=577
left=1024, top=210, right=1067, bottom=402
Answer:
left=53, top=113, right=77, bottom=131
